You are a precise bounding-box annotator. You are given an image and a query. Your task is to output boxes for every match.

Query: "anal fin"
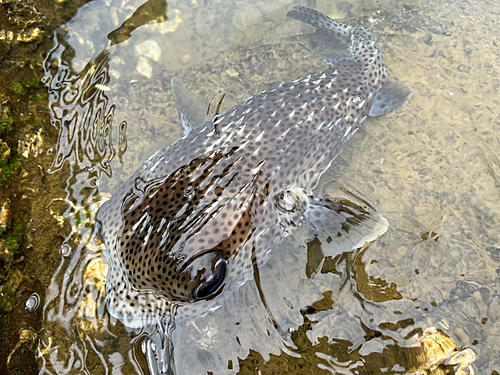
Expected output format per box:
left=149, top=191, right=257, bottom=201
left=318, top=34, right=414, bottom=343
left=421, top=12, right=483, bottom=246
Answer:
left=297, top=42, right=352, bottom=66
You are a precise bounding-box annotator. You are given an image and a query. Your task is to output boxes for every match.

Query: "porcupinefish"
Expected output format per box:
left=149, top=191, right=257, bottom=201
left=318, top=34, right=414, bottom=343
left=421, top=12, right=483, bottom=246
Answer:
left=96, top=6, right=412, bottom=329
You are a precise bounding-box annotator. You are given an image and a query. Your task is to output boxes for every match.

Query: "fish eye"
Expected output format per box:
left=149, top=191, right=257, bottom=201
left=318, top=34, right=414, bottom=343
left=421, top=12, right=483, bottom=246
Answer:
left=193, top=258, right=227, bottom=300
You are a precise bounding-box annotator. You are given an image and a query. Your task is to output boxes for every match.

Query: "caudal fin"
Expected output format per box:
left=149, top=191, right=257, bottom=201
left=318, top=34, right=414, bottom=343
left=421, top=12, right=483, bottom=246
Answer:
left=287, top=6, right=352, bottom=38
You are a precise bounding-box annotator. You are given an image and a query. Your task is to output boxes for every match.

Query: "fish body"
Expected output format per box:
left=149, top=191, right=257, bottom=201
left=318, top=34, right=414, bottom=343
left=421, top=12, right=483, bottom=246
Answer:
left=96, top=6, right=411, bottom=328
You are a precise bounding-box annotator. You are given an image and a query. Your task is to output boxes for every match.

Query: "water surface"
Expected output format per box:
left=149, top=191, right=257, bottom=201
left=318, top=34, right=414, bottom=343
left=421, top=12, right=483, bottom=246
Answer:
left=29, top=0, right=500, bottom=373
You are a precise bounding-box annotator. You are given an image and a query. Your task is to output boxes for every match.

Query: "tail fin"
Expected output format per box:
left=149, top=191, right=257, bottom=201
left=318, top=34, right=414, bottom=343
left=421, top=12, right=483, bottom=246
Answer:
left=287, top=6, right=352, bottom=38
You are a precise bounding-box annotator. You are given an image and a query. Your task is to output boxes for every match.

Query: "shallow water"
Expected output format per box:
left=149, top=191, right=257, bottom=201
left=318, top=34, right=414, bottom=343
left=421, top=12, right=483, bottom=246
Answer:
left=27, top=0, right=500, bottom=373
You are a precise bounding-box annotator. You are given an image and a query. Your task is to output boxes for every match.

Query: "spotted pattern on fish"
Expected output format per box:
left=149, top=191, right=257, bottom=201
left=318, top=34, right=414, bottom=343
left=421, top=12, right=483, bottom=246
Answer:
left=96, top=6, right=389, bottom=328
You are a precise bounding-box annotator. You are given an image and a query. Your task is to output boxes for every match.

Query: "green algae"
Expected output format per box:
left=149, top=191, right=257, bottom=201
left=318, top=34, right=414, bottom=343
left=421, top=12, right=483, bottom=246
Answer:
left=10, top=82, right=26, bottom=97
left=0, top=289, right=16, bottom=313
left=30, top=93, right=48, bottom=103
left=0, top=0, right=101, bottom=373
left=0, top=269, right=23, bottom=313
left=12, top=220, right=25, bottom=233
left=0, top=112, right=23, bottom=188
left=1, top=220, right=25, bottom=254
left=0, top=155, right=22, bottom=190
left=4, top=234, right=20, bottom=254
left=9, top=77, right=41, bottom=98
left=0, top=117, right=14, bottom=134
left=22, top=77, right=40, bottom=89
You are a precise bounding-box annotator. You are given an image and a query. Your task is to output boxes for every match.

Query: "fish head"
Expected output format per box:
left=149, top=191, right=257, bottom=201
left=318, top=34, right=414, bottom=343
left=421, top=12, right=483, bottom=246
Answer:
left=96, top=150, right=263, bottom=327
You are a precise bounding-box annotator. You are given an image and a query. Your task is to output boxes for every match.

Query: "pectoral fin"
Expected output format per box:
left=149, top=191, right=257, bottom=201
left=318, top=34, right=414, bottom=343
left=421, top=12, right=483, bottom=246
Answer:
left=278, top=187, right=388, bottom=257
left=369, top=80, right=413, bottom=117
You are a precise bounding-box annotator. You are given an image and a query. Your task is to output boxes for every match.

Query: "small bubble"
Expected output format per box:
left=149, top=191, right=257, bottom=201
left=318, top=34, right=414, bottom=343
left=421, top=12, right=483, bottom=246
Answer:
left=380, top=158, right=385, bottom=165
left=90, top=177, right=100, bottom=187
left=184, top=186, right=194, bottom=198
left=47, top=148, right=53, bottom=155
left=25, top=293, right=40, bottom=312
left=448, top=91, right=454, bottom=97
left=59, top=243, right=71, bottom=256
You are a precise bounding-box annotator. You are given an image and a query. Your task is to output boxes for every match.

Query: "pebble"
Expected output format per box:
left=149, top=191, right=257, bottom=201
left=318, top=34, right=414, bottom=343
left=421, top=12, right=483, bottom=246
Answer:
left=136, top=56, right=153, bottom=78
left=135, top=40, right=162, bottom=62
left=158, top=9, right=183, bottom=34
left=0, top=201, right=10, bottom=231
left=181, top=54, right=192, bottom=65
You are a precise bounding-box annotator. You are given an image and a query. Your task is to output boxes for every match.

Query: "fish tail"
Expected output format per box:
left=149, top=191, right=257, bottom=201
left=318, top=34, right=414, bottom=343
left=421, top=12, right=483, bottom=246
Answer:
left=349, top=26, right=385, bottom=71
left=286, top=6, right=352, bottom=38
left=287, top=6, right=386, bottom=77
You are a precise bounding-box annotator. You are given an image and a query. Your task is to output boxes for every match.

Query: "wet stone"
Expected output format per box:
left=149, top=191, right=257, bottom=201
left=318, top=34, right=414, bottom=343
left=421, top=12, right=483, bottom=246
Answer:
left=136, top=56, right=153, bottom=79
left=135, top=40, right=162, bottom=62
left=232, top=7, right=263, bottom=31
left=0, top=141, right=11, bottom=163
left=0, top=200, right=11, bottom=231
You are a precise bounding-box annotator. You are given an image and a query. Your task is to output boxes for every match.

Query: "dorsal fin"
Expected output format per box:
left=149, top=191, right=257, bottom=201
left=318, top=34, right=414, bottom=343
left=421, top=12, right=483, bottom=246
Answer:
left=171, top=77, right=210, bottom=135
